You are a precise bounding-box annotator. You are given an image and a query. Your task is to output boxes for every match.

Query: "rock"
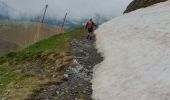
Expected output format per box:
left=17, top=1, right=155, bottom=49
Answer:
left=15, top=69, right=22, bottom=73
left=52, top=74, right=57, bottom=78
left=78, top=83, right=83, bottom=86
left=60, top=91, right=64, bottom=95
left=47, top=53, right=55, bottom=60
left=83, top=90, right=86, bottom=94
left=1, top=97, right=8, bottom=100
left=61, top=88, right=65, bottom=91
left=124, top=0, right=168, bottom=13
left=65, top=90, right=68, bottom=93
left=56, top=91, right=60, bottom=94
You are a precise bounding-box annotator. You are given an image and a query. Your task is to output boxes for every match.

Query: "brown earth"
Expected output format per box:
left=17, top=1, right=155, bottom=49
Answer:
left=0, top=52, right=73, bottom=100
left=124, top=0, right=168, bottom=13
left=0, top=40, right=18, bottom=56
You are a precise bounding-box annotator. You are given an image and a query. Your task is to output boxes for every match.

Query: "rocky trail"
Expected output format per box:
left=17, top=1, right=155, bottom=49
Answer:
left=27, top=33, right=103, bottom=100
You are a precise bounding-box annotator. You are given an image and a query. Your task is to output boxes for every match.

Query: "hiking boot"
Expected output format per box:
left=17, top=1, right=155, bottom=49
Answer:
left=86, top=35, right=89, bottom=40
left=90, top=37, right=92, bottom=40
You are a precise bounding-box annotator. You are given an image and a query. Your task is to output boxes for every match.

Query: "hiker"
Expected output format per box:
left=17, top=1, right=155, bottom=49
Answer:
left=85, top=19, right=97, bottom=40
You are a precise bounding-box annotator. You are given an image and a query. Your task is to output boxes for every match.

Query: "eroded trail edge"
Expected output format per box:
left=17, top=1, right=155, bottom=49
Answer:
left=27, top=34, right=103, bottom=100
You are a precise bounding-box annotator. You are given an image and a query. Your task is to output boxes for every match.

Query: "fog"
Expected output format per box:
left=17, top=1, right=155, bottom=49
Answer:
left=1, top=0, right=133, bottom=20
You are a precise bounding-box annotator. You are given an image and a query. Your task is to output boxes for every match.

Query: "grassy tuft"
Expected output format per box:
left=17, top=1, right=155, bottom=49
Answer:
left=0, top=66, right=23, bottom=94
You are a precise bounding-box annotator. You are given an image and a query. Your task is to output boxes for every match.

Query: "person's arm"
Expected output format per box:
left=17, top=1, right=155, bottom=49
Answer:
left=85, top=23, right=88, bottom=29
left=92, top=22, right=98, bottom=28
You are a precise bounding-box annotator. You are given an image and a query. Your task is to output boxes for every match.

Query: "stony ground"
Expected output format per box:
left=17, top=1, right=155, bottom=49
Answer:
left=26, top=33, right=103, bottom=100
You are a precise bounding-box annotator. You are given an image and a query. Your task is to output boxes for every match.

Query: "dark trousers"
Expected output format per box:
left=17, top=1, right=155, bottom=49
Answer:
left=86, top=28, right=93, bottom=40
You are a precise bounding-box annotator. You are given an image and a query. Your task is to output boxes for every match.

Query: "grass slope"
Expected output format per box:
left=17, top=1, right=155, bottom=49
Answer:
left=0, top=27, right=83, bottom=64
left=0, top=27, right=83, bottom=99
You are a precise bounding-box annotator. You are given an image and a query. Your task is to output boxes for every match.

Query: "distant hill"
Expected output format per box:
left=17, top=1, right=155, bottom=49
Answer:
left=0, top=21, right=58, bottom=55
left=0, top=0, right=10, bottom=19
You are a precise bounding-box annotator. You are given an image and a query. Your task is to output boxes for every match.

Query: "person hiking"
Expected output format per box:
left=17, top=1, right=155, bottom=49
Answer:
left=85, top=19, right=97, bottom=40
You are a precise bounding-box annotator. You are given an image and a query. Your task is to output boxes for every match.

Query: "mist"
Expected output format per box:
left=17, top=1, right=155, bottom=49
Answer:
left=0, top=0, right=133, bottom=20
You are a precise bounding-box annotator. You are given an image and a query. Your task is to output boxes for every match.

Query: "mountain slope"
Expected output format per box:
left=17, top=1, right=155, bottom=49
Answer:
left=0, top=22, right=58, bottom=55
left=124, top=0, right=167, bottom=13
left=93, top=1, right=170, bottom=100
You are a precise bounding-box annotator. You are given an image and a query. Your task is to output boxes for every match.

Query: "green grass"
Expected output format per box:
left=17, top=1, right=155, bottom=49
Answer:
left=0, top=66, right=23, bottom=94
left=0, top=65, right=46, bottom=98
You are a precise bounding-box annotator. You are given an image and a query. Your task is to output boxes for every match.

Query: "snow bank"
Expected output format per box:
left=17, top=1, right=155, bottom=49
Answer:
left=92, top=1, right=170, bottom=100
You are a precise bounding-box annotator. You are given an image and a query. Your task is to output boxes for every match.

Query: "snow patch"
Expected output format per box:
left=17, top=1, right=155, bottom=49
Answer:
left=92, top=1, right=170, bottom=100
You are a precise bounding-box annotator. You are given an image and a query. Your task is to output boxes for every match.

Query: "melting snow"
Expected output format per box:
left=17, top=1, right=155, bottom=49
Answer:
left=92, top=1, right=170, bottom=100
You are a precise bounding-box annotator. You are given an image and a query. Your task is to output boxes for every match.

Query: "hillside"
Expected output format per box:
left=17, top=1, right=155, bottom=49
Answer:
left=0, top=21, right=58, bottom=56
left=93, top=1, right=170, bottom=100
left=124, top=0, right=167, bottom=13
left=0, top=28, right=83, bottom=99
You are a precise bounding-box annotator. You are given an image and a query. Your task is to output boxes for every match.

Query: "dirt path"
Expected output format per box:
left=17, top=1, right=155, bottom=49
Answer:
left=27, top=33, right=103, bottom=100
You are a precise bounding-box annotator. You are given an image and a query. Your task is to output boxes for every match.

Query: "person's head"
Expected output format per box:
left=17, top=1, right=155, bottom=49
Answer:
left=90, top=18, right=92, bottom=21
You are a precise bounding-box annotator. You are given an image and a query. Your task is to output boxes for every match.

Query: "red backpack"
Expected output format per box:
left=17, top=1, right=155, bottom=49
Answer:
left=87, top=21, right=93, bottom=28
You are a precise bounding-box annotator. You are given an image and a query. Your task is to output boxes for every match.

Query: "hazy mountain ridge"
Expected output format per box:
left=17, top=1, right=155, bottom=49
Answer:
left=0, top=1, right=108, bottom=29
left=0, top=1, right=10, bottom=19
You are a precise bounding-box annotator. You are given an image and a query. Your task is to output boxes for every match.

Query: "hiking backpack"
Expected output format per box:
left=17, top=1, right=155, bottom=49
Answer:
left=87, top=21, right=93, bottom=28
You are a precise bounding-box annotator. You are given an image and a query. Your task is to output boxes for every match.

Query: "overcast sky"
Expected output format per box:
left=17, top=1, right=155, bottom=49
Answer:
left=1, top=0, right=133, bottom=20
